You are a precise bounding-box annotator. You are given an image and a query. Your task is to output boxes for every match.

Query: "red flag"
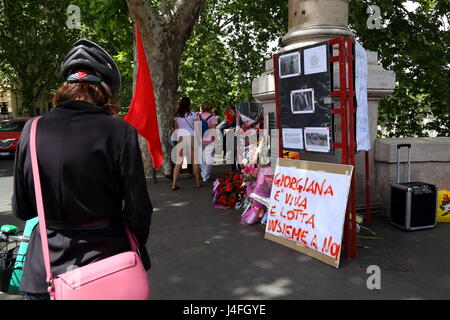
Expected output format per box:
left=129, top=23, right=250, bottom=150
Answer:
left=125, top=23, right=163, bottom=170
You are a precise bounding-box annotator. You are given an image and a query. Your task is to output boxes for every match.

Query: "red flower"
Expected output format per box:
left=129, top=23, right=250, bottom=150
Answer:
left=233, top=174, right=240, bottom=182
left=226, top=183, right=234, bottom=192
left=225, top=110, right=235, bottom=125
left=218, top=196, right=227, bottom=205
left=228, top=195, right=236, bottom=205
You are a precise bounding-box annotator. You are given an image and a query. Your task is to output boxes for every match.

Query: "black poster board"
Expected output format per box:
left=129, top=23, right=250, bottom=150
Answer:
left=275, top=41, right=333, bottom=156
left=237, top=102, right=263, bottom=121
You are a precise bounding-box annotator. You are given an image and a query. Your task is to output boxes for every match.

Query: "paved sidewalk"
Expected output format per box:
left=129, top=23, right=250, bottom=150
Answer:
left=146, top=167, right=450, bottom=300
left=1, top=158, right=449, bottom=299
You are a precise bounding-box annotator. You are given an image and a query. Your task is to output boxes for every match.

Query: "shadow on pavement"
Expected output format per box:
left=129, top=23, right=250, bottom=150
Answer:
left=0, top=158, right=14, bottom=178
left=144, top=165, right=450, bottom=300
left=1, top=162, right=448, bottom=300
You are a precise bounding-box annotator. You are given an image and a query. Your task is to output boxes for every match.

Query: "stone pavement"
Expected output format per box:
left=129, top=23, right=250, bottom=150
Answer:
left=1, top=157, right=449, bottom=300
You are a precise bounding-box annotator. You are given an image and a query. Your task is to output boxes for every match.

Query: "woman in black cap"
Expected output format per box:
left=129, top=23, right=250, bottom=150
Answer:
left=12, top=39, right=153, bottom=300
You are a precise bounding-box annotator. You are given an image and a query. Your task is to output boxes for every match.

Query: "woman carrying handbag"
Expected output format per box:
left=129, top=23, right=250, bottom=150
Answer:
left=12, top=39, right=152, bottom=300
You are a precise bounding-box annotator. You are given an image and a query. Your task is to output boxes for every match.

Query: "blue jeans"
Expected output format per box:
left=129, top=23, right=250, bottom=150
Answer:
left=26, top=293, right=50, bottom=300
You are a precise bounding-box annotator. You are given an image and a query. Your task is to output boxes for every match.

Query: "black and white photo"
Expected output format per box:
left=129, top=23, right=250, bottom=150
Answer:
left=304, top=127, right=331, bottom=153
left=290, top=88, right=315, bottom=114
left=279, top=52, right=301, bottom=79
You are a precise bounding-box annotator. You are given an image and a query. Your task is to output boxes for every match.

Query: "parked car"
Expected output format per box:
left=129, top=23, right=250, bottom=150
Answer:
left=0, top=118, right=31, bottom=157
left=0, top=120, right=10, bottom=129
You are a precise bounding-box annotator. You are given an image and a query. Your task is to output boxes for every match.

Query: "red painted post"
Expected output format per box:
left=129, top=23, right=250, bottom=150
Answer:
left=365, top=150, right=372, bottom=227
left=346, top=37, right=357, bottom=258
left=338, top=38, right=353, bottom=258
left=273, top=54, right=283, bottom=159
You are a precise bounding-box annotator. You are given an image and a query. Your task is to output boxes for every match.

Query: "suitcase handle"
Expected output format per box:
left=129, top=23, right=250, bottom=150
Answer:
left=396, top=144, right=411, bottom=184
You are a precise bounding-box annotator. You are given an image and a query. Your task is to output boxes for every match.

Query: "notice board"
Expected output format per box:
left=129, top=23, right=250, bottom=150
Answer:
left=275, top=41, right=333, bottom=156
left=264, top=158, right=353, bottom=268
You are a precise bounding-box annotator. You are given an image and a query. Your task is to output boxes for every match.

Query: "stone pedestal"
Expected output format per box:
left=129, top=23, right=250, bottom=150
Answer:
left=375, top=137, right=450, bottom=216
left=252, top=0, right=396, bottom=207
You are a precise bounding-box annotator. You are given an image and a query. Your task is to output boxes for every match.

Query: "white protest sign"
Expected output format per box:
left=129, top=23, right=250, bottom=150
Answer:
left=355, top=42, right=371, bottom=151
left=265, top=159, right=353, bottom=268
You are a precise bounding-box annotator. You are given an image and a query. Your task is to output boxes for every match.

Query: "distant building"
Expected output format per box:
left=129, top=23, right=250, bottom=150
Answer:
left=0, top=84, right=52, bottom=118
left=0, top=89, right=19, bottom=119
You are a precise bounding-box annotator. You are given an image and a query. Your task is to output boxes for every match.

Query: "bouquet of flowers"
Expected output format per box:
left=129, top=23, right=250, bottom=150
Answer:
left=240, top=166, right=274, bottom=226
left=212, top=171, right=246, bottom=209
left=241, top=165, right=258, bottom=183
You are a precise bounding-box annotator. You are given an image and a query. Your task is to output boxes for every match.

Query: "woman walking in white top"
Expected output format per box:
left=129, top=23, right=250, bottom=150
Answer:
left=198, top=102, right=218, bottom=182
left=172, top=97, right=202, bottom=190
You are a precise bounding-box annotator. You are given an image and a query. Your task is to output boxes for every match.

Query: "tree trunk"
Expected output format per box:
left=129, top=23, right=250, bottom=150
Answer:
left=126, top=0, right=205, bottom=176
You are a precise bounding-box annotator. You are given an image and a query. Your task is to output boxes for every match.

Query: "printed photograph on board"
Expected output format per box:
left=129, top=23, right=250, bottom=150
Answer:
left=290, top=88, right=315, bottom=114
left=279, top=52, right=301, bottom=79
left=304, top=127, right=331, bottom=153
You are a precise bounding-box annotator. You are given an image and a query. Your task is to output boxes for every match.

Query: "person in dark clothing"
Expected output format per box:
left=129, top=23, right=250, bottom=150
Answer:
left=12, top=39, right=152, bottom=300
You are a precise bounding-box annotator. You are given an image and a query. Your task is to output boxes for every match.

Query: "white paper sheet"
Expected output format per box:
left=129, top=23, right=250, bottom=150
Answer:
left=355, top=42, right=371, bottom=151
left=304, top=45, right=328, bottom=75
left=282, top=128, right=304, bottom=150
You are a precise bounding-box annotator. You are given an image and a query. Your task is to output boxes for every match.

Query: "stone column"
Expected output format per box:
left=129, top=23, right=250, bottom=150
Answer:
left=284, top=0, right=354, bottom=49
left=252, top=0, right=396, bottom=207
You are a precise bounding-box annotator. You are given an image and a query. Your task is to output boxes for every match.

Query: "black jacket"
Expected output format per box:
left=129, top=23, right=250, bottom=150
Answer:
left=12, top=100, right=153, bottom=294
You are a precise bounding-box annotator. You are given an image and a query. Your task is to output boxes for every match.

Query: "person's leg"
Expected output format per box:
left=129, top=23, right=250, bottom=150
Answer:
left=172, top=141, right=184, bottom=190
left=172, top=164, right=182, bottom=190
left=193, top=163, right=202, bottom=187
left=190, top=143, right=202, bottom=187
left=200, top=144, right=207, bottom=182
left=189, top=137, right=202, bottom=187
left=203, top=143, right=215, bottom=182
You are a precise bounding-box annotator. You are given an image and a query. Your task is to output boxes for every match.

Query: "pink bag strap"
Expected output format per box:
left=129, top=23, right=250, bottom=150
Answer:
left=29, top=118, right=141, bottom=286
left=125, top=225, right=139, bottom=252
left=29, top=117, right=53, bottom=287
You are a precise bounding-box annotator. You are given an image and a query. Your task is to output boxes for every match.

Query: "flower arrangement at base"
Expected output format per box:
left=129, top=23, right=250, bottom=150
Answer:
left=241, top=165, right=258, bottom=183
left=212, top=171, right=245, bottom=209
left=240, top=166, right=274, bottom=226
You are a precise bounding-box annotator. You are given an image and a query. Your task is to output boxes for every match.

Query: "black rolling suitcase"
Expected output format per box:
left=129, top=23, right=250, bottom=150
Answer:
left=390, top=144, right=438, bottom=231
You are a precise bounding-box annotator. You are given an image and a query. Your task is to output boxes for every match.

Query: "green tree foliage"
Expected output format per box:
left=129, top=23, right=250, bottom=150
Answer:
left=0, top=0, right=136, bottom=116
left=0, top=0, right=80, bottom=115
left=2, top=0, right=447, bottom=140
left=349, top=0, right=449, bottom=137
left=72, top=0, right=134, bottom=115
left=178, top=0, right=288, bottom=113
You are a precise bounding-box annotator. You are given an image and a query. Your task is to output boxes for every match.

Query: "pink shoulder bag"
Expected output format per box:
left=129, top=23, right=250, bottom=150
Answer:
left=29, top=117, right=150, bottom=300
